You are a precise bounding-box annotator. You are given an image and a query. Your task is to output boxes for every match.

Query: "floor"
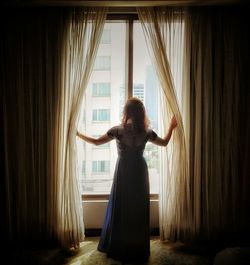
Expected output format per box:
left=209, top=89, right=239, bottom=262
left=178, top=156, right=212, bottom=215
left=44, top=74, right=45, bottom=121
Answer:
left=6, top=236, right=216, bottom=265
left=63, top=237, right=214, bottom=265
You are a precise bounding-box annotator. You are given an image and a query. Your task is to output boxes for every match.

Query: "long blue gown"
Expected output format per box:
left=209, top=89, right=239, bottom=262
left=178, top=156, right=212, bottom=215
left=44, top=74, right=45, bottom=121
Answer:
left=97, top=124, right=157, bottom=262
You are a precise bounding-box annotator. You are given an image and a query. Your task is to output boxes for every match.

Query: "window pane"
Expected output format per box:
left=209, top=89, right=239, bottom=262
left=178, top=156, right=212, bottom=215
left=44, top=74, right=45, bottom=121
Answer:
left=92, top=109, right=110, bottom=122
left=133, top=22, right=160, bottom=194
left=92, top=82, right=111, bottom=97
left=100, top=29, right=111, bottom=44
left=92, top=110, right=97, bottom=121
left=92, top=161, right=110, bottom=173
left=81, top=161, right=86, bottom=175
left=77, top=22, right=126, bottom=194
left=93, top=56, right=111, bottom=70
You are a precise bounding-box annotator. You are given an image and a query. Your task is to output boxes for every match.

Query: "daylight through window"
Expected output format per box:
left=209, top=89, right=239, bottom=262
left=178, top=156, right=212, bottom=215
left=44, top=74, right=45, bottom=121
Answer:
left=76, top=20, right=161, bottom=195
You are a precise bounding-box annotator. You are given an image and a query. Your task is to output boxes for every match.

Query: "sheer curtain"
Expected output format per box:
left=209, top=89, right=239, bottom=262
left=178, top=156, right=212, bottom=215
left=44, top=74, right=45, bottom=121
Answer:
left=138, top=7, right=191, bottom=241
left=55, top=7, right=107, bottom=247
left=1, top=7, right=106, bottom=248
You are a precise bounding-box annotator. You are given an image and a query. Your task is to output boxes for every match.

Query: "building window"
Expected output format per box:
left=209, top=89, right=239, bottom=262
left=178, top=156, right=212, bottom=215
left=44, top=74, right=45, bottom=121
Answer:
left=133, top=83, right=144, bottom=102
left=92, top=161, right=110, bottom=173
left=82, top=109, right=86, bottom=122
left=81, top=160, right=86, bottom=176
left=92, top=83, right=111, bottom=97
left=92, top=109, right=110, bottom=122
left=100, top=29, right=111, bottom=44
left=93, top=56, right=111, bottom=70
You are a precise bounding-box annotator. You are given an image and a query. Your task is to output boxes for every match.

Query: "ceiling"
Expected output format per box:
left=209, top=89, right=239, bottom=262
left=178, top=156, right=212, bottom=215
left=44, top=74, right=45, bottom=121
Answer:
left=3, top=0, right=244, bottom=6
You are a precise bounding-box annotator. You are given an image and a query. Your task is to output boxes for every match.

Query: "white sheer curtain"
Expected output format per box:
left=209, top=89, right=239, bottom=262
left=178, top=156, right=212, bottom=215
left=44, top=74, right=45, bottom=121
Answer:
left=138, top=7, right=191, bottom=241
left=55, top=8, right=107, bottom=247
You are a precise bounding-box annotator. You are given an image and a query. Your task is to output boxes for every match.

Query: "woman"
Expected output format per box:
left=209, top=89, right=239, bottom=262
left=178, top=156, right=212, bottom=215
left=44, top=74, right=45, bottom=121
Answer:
left=77, top=97, right=177, bottom=262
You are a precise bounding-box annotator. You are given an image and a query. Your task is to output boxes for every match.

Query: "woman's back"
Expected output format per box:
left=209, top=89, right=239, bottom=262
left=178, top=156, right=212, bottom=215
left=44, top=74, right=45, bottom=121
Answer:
left=107, top=123, right=157, bottom=154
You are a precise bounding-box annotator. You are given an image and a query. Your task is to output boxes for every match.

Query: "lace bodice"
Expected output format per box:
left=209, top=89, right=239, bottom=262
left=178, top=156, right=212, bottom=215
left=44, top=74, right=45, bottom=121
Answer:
left=107, top=124, right=157, bottom=157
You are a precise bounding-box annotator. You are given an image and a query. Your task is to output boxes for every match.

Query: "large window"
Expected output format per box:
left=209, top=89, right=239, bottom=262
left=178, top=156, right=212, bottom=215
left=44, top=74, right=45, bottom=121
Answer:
left=77, top=20, right=161, bottom=195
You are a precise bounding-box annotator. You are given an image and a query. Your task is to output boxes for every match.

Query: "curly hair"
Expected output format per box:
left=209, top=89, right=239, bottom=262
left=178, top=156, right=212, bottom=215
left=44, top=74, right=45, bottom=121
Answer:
left=122, top=97, right=149, bottom=132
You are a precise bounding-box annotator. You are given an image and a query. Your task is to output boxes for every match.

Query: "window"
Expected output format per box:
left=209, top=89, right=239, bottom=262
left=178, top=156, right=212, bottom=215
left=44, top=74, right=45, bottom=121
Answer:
left=100, top=29, right=111, bottom=44
left=77, top=20, right=161, bottom=195
left=92, top=109, right=110, bottom=122
left=92, top=82, right=111, bottom=97
left=93, top=56, right=111, bottom=70
left=81, top=160, right=86, bottom=176
left=133, top=83, right=144, bottom=102
left=92, top=161, right=110, bottom=173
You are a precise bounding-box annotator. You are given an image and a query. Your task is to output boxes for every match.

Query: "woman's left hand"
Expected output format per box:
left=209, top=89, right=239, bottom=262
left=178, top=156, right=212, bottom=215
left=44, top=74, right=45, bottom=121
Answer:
left=170, top=115, right=178, bottom=129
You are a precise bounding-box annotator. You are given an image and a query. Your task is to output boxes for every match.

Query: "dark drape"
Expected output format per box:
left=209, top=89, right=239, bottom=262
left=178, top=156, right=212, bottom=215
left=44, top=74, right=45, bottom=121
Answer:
left=0, top=7, right=68, bottom=247
left=187, top=6, right=250, bottom=244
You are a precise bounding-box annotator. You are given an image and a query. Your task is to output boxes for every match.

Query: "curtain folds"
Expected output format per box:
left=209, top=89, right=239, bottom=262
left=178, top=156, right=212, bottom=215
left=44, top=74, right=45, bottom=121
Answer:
left=56, top=7, right=107, bottom=248
left=138, top=6, right=250, bottom=243
left=138, top=7, right=191, bottom=241
left=1, top=6, right=107, bottom=248
left=1, top=3, right=249, bottom=250
left=185, top=7, right=250, bottom=242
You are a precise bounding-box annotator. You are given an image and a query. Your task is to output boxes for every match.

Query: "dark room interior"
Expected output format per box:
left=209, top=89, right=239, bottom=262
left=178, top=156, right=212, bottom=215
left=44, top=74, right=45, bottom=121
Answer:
left=1, top=1, right=250, bottom=264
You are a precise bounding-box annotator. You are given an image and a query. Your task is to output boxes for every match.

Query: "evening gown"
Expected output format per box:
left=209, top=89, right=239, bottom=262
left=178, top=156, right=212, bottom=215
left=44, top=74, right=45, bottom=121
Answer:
left=97, top=124, right=157, bottom=262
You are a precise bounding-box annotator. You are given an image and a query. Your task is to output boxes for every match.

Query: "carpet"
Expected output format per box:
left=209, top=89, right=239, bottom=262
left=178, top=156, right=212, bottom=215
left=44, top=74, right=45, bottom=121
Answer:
left=64, top=237, right=214, bottom=265
left=5, top=236, right=214, bottom=265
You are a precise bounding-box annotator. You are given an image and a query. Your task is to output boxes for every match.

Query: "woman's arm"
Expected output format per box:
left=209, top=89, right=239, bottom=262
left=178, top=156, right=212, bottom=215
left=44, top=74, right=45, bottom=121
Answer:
left=76, top=131, right=111, bottom=146
left=151, top=116, right=178, bottom=147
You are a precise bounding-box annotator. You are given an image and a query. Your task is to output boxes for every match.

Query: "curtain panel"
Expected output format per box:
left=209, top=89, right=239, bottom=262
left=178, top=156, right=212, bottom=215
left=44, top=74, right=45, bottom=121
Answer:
left=1, top=7, right=68, bottom=247
left=138, top=7, right=191, bottom=241
left=185, top=6, right=250, bottom=243
left=57, top=7, right=107, bottom=248
left=138, top=5, right=250, bottom=244
left=0, top=6, right=106, bottom=248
